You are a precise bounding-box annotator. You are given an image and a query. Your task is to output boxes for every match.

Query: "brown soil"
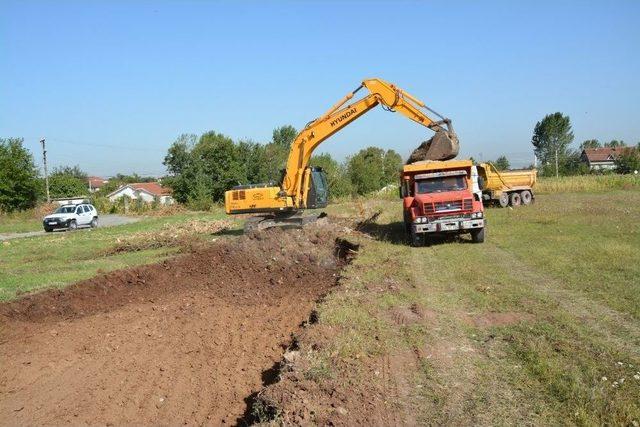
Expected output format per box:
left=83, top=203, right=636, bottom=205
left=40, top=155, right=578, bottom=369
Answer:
left=0, top=224, right=349, bottom=426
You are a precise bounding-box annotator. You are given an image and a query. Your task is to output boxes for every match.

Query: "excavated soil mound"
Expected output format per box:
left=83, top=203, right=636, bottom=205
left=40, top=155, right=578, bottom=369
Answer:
left=0, top=224, right=347, bottom=426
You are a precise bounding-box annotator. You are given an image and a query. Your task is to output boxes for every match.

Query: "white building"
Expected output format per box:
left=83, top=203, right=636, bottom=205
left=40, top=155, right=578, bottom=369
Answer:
left=106, top=182, right=174, bottom=205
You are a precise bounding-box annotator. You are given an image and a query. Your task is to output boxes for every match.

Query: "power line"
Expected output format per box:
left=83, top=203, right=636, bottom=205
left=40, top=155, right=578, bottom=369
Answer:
left=47, top=137, right=168, bottom=153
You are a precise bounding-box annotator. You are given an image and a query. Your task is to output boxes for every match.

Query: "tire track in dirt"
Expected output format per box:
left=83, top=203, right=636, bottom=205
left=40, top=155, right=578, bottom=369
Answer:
left=0, top=225, right=348, bottom=426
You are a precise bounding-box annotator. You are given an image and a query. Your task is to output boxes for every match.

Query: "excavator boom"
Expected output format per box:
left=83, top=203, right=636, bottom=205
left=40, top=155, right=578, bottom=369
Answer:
left=225, top=78, right=458, bottom=218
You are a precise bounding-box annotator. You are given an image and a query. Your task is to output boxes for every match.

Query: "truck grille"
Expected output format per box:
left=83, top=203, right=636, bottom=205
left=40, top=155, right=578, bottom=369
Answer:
left=435, top=200, right=462, bottom=212
left=423, top=198, right=473, bottom=215
left=423, top=203, right=435, bottom=214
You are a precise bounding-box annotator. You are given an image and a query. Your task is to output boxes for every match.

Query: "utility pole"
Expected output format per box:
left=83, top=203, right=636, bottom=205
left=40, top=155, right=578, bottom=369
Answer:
left=40, top=138, right=50, bottom=203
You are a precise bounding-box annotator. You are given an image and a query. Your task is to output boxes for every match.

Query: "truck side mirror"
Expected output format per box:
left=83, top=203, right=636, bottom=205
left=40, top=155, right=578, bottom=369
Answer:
left=399, top=181, right=409, bottom=198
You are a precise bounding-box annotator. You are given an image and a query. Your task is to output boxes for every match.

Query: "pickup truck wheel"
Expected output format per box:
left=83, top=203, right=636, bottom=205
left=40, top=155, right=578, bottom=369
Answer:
left=90, top=217, right=98, bottom=228
left=498, top=193, right=509, bottom=208
left=68, top=220, right=77, bottom=231
left=471, top=227, right=485, bottom=243
left=520, top=190, right=532, bottom=205
left=509, top=192, right=521, bottom=207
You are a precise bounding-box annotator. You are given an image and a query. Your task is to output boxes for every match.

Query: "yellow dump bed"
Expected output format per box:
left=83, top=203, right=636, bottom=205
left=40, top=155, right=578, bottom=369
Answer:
left=478, top=163, right=537, bottom=192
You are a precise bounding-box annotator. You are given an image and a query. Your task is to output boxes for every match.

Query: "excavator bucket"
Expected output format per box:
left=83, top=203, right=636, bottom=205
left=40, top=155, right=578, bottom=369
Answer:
left=406, top=130, right=459, bottom=164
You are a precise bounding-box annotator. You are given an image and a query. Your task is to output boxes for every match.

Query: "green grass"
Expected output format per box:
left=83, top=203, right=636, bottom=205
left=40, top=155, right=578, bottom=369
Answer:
left=312, top=191, right=640, bottom=425
left=537, top=173, right=640, bottom=194
left=0, top=213, right=42, bottom=233
left=0, top=209, right=238, bottom=300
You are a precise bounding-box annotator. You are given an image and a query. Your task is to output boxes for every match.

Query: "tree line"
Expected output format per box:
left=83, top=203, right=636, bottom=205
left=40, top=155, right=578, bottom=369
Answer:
left=162, top=125, right=402, bottom=209
left=0, top=137, right=165, bottom=212
left=490, top=113, right=639, bottom=175
left=4, top=116, right=638, bottom=212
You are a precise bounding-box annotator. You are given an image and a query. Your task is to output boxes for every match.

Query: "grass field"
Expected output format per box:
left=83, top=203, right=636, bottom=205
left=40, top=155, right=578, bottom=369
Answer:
left=313, top=190, right=640, bottom=424
left=0, top=209, right=237, bottom=300
left=0, top=214, right=43, bottom=234
left=536, top=173, right=639, bottom=194
left=1, top=187, right=639, bottom=424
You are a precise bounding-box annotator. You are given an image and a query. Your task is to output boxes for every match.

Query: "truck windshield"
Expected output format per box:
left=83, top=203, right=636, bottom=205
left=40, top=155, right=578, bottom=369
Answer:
left=416, top=176, right=467, bottom=194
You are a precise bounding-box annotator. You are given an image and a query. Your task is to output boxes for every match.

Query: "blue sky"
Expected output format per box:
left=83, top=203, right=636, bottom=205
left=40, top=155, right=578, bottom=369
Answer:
left=1, top=0, right=639, bottom=176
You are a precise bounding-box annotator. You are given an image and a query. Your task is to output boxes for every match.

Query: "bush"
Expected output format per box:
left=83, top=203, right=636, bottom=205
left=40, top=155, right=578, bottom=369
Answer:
left=0, top=137, right=41, bottom=212
left=615, top=149, right=640, bottom=174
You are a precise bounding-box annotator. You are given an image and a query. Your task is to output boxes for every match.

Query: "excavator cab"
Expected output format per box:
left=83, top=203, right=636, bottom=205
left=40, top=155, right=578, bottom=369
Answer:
left=305, top=167, right=328, bottom=209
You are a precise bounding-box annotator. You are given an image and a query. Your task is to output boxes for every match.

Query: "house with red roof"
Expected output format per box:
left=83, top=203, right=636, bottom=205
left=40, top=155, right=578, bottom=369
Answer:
left=580, top=147, right=632, bottom=170
left=106, top=182, right=174, bottom=205
left=87, top=176, right=109, bottom=193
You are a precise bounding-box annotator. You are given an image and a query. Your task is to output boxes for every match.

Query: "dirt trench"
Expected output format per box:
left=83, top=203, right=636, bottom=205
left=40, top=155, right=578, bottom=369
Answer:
left=0, top=224, right=350, bottom=426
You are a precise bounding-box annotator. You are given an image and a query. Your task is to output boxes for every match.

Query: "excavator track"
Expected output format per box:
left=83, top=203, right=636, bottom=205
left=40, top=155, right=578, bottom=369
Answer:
left=244, top=212, right=327, bottom=233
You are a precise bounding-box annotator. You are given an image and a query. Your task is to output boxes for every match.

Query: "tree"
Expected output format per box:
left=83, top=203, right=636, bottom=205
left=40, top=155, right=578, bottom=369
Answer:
left=493, top=155, right=510, bottom=171
left=605, top=140, right=626, bottom=148
left=561, top=149, right=589, bottom=176
left=531, top=112, right=574, bottom=177
left=382, top=150, right=402, bottom=184
left=164, top=134, right=196, bottom=176
left=347, top=147, right=401, bottom=195
left=164, top=130, right=253, bottom=204
left=271, top=125, right=297, bottom=147
left=263, top=125, right=297, bottom=182
left=48, top=166, right=88, bottom=198
left=614, top=148, right=640, bottom=174
left=311, top=153, right=353, bottom=198
left=237, top=140, right=270, bottom=184
left=0, top=137, right=40, bottom=212
left=580, top=139, right=601, bottom=150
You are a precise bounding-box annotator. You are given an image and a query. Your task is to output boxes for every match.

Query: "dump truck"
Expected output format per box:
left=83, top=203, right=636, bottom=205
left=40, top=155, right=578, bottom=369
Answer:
left=477, top=163, right=537, bottom=207
left=401, top=160, right=485, bottom=246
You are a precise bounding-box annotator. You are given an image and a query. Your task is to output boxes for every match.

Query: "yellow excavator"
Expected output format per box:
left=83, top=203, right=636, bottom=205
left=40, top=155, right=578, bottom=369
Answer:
left=224, top=78, right=459, bottom=231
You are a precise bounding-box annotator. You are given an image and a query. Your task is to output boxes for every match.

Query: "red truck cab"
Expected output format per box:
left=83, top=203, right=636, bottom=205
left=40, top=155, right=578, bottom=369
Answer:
left=400, top=160, right=485, bottom=246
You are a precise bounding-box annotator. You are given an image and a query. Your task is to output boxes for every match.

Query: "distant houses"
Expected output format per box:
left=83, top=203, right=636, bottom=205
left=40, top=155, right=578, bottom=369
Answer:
left=87, top=176, right=109, bottom=193
left=106, top=182, right=174, bottom=205
left=580, top=147, right=632, bottom=171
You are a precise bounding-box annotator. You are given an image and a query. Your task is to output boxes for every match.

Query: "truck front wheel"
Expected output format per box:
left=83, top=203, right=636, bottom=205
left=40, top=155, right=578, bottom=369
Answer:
left=471, top=227, right=485, bottom=243
left=410, top=230, right=424, bottom=247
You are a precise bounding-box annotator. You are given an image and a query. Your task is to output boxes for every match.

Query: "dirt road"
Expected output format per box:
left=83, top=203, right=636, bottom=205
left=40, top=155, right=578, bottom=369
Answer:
left=0, top=215, right=140, bottom=241
left=0, top=225, right=346, bottom=426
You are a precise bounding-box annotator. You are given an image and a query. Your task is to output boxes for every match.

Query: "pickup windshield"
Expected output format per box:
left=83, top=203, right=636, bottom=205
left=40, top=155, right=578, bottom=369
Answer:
left=416, top=176, right=467, bottom=194
left=54, top=206, right=76, bottom=214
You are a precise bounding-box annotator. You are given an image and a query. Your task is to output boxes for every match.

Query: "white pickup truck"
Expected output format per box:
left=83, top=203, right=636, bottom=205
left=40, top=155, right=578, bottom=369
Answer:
left=42, top=203, right=99, bottom=232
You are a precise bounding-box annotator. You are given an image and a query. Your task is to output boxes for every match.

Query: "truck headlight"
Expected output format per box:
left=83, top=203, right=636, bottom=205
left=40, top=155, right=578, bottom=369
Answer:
left=473, top=212, right=483, bottom=219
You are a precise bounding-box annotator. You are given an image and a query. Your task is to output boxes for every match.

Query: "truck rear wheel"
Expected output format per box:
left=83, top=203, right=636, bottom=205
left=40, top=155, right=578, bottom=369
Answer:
left=498, top=193, right=509, bottom=208
left=471, top=227, right=485, bottom=243
left=509, top=192, right=521, bottom=207
left=520, top=190, right=532, bottom=205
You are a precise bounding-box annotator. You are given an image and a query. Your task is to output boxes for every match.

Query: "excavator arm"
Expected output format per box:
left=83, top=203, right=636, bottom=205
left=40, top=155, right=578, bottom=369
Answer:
left=224, top=78, right=458, bottom=216
left=281, top=78, right=458, bottom=204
